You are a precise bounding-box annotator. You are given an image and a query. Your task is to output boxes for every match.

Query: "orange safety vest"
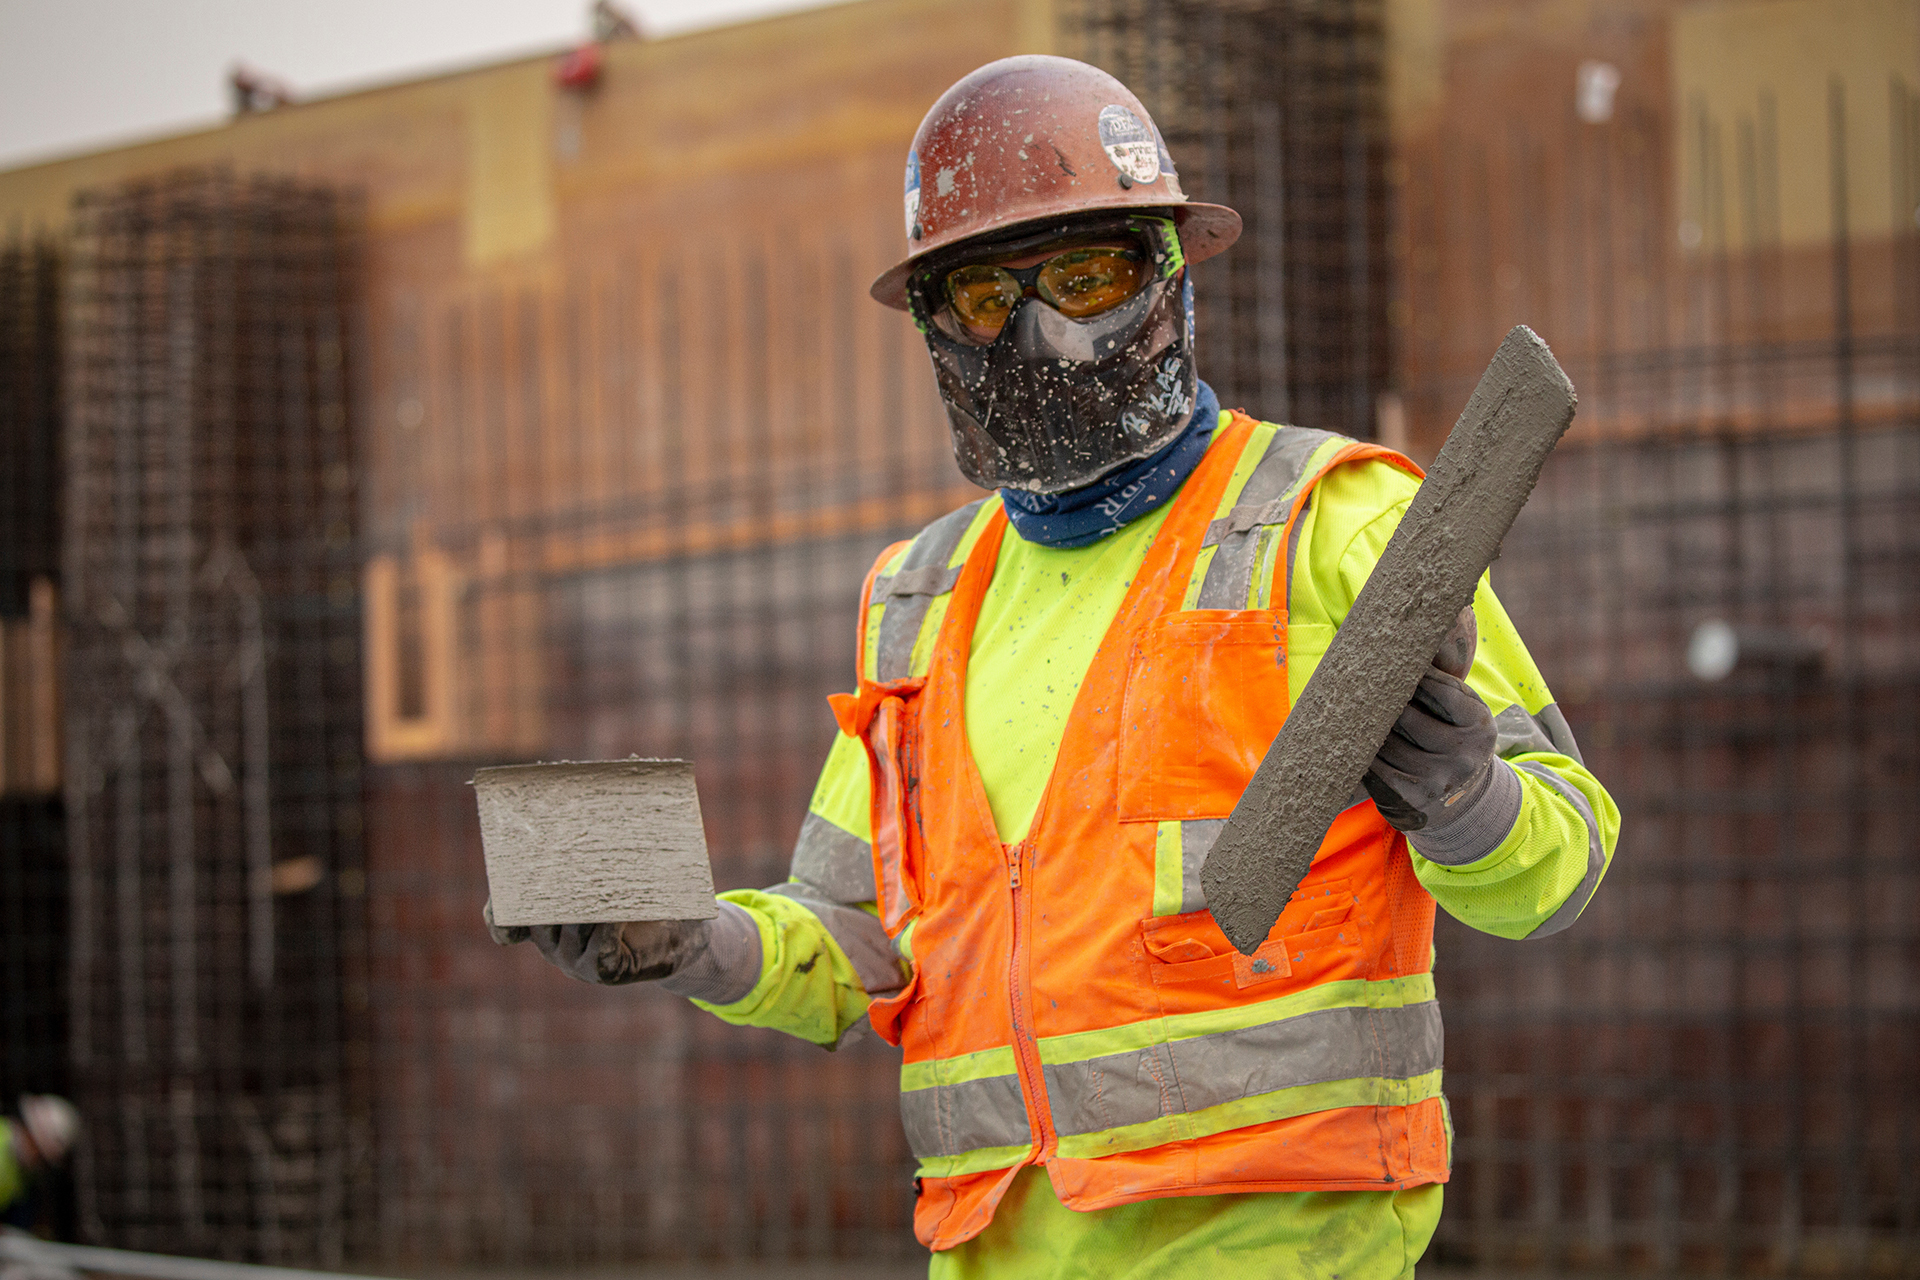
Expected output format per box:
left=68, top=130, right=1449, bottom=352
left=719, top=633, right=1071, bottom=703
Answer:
left=831, top=414, right=1450, bottom=1251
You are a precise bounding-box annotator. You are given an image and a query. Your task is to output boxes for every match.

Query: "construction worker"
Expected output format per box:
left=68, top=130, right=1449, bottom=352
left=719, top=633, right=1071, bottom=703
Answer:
left=494, top=55, right=1617, bottom=1277
left=0, top=1095, right=78, bottom=1228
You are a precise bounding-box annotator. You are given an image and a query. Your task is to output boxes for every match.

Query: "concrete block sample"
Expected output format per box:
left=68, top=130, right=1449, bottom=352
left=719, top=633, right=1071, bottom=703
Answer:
left=1202, top=325, right=1578, bottom=955
left=475, top=758, right=719, bottom=926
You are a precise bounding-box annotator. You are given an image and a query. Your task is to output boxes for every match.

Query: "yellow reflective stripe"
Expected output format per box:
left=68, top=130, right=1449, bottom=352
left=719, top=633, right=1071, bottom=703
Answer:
left=1151, top=821, right=1183, bottom=917
left=1053, top=1068, right=1446, bottom=1161
left=1035, top=974, right=1437, bottom=1066
left=862, top=542, right=915, bottom=679
left=1296, top=436, right=1355, bottom=491
left=1275, top=435, right=1382, bottom=619
left=862, top=601, right=885, bottom=681
left=899, top=1044, right=1019, bottom=1092
left=1219, top=420, right=1272, bottom=509
left=908, top=500, right=1000, bottom=677
left=894, top=916, right=918, bottom=967
left=1251, top=523, right=1284, bottom=609
left=1180, top=419, right=1275, bottom=610
left=912, top=1142, right=1034, bottom=1180
left=863, top=501, right=997, bottom=683
left=906, top=594, right=951, bottom=680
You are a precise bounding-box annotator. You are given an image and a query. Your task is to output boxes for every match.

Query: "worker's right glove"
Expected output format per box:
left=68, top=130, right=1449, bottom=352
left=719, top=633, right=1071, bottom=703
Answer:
left=484, top=899, right=760, bottom=1003
left=1361, top=607, right=1523, bottom=866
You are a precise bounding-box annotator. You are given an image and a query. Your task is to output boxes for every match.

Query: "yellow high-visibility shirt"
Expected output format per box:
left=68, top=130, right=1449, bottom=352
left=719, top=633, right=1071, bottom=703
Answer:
left=695, top=420, right=1619, bottom=1277
left=0, top=1123, right=26, bottom=1214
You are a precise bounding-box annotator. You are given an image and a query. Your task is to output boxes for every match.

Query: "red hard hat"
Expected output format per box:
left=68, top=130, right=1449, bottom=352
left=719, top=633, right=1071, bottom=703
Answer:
left=870, top=55, right=1242, bottom=310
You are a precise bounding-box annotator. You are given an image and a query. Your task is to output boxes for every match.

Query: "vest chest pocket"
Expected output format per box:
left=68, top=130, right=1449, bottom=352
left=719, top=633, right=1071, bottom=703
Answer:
left=1140, top=878, right=1355, bottom=992
left=1118, top=609, right=1290, bottom=823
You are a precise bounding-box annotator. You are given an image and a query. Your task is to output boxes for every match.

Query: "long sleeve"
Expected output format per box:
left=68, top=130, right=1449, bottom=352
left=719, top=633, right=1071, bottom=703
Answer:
left=689, top=447, right=1619, bottom=1049
left=685, top=731, right=896, bottom=1047
left=1282, top=457, right=1619, bottom=940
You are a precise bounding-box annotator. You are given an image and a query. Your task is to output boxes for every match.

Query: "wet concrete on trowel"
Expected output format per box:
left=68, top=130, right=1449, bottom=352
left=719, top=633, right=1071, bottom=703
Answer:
left=1202, top=326, right=1577, bottom=955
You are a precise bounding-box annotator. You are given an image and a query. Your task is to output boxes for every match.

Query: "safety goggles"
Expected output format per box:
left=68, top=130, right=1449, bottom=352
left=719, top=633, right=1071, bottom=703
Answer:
left=943, top=244, right=1149, bottom=335
left=910, top=215, right=1183, bottom=340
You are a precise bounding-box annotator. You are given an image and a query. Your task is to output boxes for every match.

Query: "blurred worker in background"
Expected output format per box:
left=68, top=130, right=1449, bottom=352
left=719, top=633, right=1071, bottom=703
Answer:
left=496, top=56, right=1618, bottom=1277
left=1, top=1095, right=77, bottom=1229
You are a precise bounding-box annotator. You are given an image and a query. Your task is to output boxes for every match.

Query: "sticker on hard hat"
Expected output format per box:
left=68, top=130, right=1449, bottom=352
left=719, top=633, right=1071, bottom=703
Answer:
left=1155, top=130, right=1185, bottom=199
left=1098, top=105, right=1161, bottom=185
left=904, top=150, right=922, bottom=239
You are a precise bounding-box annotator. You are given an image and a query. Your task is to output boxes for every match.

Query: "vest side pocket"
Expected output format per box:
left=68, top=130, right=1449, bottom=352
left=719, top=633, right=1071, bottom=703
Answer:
left=865, top=965, right=921, bottom=1046
left=859, top=688, right=928, bottom=1047
left=1118, top=609, right=1289, bottom=822
left=862, top=690, right=926, bottom=934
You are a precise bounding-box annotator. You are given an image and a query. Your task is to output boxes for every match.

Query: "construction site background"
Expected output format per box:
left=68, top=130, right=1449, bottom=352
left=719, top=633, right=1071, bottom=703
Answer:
left=0, top=0, right=1915, bottom=1273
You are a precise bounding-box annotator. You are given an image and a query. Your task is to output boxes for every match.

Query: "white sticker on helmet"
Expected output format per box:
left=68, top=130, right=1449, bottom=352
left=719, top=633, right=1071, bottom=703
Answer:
left=1098, top=105, right=1161, bottom=185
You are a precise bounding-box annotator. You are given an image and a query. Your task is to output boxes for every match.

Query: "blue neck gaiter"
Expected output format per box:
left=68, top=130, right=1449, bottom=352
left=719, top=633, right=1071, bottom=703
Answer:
left=999, top=380, right=1220, bottom=549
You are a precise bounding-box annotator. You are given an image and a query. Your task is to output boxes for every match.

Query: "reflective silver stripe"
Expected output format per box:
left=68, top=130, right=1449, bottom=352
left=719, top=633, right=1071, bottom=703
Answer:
left=872, top=498, right=987, bottom=681
left=1285, top=490, right=1314, bottom=588
left=1514, top=761, right=1606, bottom=938
left=1535, top=701, right=1586, bottom=766
left=899, top=1073, right=1031, bottom=1158
left=1201, top=426, right=1339, bottom=545
left=1493, top=702, right=1556, bottom=757
left=764, top=881, right=906, bottom=997
left=1041, top=1000, right=1444, bottom=1137
left=1494, top=700, right=1586, bottom=767
left=789, top=810, right=875, bottom=903
left=875, top=562, right=964, bottom=602
left=1178, top=818, right=1223, bottom=913
left=1195, top=426, right=1340, bottom=609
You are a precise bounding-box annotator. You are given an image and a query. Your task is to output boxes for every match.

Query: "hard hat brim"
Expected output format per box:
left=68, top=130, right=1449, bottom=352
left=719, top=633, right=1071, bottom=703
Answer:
left=870, top=201, right=1243, bottom=312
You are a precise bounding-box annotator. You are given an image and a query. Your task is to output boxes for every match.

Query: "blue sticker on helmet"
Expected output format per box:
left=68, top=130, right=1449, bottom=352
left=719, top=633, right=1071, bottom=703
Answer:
left=1154, top=127, right=1184, bottom=199
left=904, top=150, right=922, bottom=239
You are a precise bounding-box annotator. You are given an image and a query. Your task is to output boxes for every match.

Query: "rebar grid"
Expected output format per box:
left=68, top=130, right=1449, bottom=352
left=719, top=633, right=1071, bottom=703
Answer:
left=60, top=170, right=368, bottom=1264
left=1061, top=0, right=1390, bottom=436
left=1403, top=69, right=1920, bottom=1279
left=9, top=12, right=1914, bottom=1276
left=0, top=236, right=61, bottom=616
left=357, top=220, right=950, bottom=1265
left=1, top=231, right=70, bottom=1239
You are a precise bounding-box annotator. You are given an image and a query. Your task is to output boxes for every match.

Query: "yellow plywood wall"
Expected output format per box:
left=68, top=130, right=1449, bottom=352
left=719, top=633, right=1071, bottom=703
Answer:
left=464, top=64, right=556, bottom=267
left=1674, top=0, right=1920, bottom=249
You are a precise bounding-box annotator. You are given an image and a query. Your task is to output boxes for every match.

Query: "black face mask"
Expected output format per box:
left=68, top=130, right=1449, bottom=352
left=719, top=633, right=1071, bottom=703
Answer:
left=909, top=217, right=1197, bottom=494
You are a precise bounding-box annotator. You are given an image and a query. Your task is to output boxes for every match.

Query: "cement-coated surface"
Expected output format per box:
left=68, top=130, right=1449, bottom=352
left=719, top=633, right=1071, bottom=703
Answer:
left=475, top=759, right=717, bottom=926
left=1202, top=325, right=1577, bottom=954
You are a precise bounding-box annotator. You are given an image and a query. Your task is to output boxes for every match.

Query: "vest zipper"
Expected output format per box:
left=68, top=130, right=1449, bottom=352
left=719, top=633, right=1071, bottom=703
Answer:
left=1005, top=838, right=1057, bottom=1163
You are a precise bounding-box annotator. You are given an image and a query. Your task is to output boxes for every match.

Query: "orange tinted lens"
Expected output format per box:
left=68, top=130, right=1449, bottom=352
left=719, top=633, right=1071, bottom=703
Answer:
left=1037, top=248, right=1146, bottom=318
left=945, top=265, right=1022, bottom=332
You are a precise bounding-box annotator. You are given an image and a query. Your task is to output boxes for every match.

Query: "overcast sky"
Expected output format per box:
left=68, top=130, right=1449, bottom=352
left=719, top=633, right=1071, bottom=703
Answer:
left=0, top=0, right=845, bottom=170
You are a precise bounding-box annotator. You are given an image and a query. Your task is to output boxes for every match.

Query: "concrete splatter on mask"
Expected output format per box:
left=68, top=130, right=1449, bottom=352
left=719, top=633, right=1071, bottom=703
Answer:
left=868, top=54, right=1242, bottom=494
left=908, top=215, right=1197, bottom=494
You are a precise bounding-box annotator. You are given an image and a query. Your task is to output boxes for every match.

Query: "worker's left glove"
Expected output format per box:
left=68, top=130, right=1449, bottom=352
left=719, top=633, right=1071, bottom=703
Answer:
left=483, top=899, right=760, bottom=1002
left=1362, top=607, right=1523, bottom=866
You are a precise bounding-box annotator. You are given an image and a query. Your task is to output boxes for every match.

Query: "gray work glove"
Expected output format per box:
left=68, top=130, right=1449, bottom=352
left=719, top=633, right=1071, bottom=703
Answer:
left=484, top=898, right=760, bottom=1002
left=484, top=899, right=708, bottom=985
left=1362, top=607, right=1522, bottom=865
